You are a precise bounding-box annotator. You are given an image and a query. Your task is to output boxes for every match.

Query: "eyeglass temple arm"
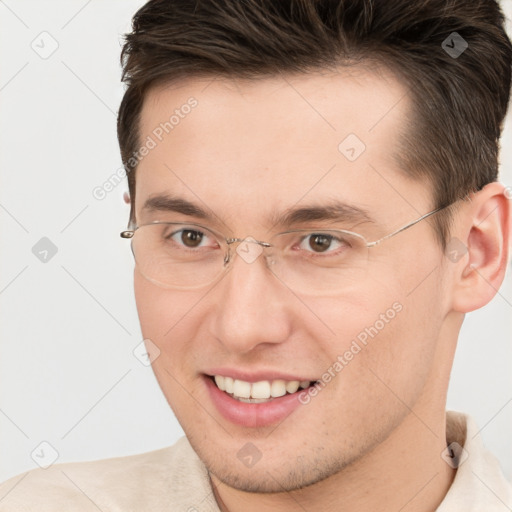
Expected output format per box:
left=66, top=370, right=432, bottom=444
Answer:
left=366, top=206, right=446, bottom=248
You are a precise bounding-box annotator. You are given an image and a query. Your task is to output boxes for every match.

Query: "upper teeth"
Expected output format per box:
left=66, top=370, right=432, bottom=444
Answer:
left=214, top=375, right=311, bottom=400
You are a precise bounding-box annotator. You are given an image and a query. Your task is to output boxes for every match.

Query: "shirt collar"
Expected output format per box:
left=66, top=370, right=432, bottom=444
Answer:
left=436, top=410, right=512, bottom=511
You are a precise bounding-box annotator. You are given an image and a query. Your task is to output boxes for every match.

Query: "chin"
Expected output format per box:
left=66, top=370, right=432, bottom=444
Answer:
left=187, top=433, right=362, bottom=494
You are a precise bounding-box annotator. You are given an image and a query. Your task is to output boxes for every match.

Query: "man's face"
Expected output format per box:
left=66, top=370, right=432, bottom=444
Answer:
left=133, top=68, right=452, bottom=492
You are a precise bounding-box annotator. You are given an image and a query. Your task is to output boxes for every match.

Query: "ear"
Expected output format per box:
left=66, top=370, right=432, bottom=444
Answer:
left=123, top=191, right=131, bottom=204
left=449, top=182, right=511, bottom=313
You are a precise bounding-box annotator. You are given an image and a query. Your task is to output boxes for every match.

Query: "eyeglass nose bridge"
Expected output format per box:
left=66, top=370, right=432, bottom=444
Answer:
left=226, top=237, right=272, bottom=247
left=224, top=236, right=273, bottom=266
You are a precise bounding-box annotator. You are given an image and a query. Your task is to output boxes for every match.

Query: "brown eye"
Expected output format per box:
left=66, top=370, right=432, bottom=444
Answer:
left=308, top=234, right=333, bottom=252
left=181, top=230, right=204, bottom=247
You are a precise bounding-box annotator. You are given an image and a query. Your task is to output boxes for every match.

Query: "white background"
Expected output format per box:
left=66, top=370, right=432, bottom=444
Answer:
left=0, top=0, right=511, bottom=484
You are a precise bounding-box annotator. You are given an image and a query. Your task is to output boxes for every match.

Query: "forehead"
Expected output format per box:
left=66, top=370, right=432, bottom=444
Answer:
left=135, top=67, right=426, bottom=229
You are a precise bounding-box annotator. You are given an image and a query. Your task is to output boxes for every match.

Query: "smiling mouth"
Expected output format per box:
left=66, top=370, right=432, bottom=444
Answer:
left=209, top=375, right=319, bottom=403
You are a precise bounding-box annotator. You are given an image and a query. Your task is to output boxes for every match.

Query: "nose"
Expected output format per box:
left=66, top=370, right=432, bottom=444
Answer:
left=210, top=241, right=293, bottom=354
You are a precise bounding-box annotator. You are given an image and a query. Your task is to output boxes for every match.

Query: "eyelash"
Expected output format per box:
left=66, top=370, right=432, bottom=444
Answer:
left=165, top=227, right=349, bottom=257
left=166, top=228, right=217, bottom=247
left=296, top=234, right=349, bottom=255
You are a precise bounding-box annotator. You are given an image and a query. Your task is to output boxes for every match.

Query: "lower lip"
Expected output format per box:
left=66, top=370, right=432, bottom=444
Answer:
left=204, top=376, right=306, bottom=428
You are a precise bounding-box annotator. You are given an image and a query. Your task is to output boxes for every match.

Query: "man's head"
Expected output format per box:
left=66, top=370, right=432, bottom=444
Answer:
left=116, top=0, right=511, bottom=499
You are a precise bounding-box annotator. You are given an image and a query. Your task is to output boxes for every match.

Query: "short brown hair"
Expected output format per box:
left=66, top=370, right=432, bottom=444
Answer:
left=117, top=0, right=512, bottom=246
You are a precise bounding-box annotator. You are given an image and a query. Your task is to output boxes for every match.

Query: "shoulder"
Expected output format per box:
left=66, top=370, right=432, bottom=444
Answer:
left=0, top=437, right=215, bottom=512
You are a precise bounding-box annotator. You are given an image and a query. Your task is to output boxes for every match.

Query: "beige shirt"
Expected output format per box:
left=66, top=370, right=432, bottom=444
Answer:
left=1, top=411, right=510, bottom=511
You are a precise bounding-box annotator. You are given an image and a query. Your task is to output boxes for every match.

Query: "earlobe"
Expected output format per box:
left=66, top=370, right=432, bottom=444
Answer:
left=450, top=182, right=510, bottom=313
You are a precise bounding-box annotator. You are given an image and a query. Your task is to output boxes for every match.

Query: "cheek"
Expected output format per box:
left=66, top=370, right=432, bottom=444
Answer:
left=134, top=271, right=201, bottom=363
left=311, top=261, right=445, bottom=403
left=133, top=272, right=208, bottom=412
left=134, top=270, right=163, bottom=338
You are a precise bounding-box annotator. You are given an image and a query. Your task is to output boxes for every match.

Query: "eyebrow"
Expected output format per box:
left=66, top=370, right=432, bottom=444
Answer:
left=273, top=202, right=374, bottom=228
left=142, top=194, right=374, bottom=228
left=143, top=195, right=209, bottom=219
